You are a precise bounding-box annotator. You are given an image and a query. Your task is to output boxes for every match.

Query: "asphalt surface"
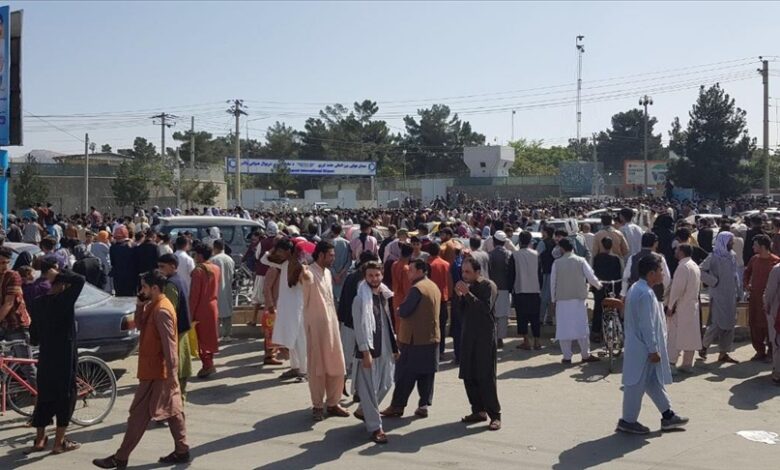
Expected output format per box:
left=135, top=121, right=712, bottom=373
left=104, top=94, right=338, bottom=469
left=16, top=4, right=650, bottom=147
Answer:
left=1, top=324, right=778, bottom=470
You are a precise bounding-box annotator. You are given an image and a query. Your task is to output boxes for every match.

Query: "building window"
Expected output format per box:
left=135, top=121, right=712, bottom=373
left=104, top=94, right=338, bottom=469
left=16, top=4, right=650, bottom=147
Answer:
left=479, top=162, right=486, bottom=168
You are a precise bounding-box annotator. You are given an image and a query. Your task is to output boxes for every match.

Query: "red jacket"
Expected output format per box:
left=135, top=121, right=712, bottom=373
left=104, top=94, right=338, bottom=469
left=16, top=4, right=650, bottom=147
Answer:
left=427, top=256, right=450, bottom=302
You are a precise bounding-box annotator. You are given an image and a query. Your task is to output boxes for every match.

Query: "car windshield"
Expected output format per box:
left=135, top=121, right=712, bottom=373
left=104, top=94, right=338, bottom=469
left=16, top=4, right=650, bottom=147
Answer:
left=75, top=283, right=113, bottom=309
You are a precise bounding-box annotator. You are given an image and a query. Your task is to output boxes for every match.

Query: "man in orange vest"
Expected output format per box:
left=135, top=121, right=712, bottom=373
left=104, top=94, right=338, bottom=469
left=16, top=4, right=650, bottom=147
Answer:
left=93, top=270, right=189, bottom=469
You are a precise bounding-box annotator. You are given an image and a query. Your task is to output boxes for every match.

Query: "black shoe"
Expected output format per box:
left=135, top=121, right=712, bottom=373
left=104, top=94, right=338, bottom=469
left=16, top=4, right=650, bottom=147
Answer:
left=159, top=451, right=191, bottom=464
left=93, top=456, right=128, bottom=469
left=616, top=419, right=650, bottom=434
left=661, top=414, right=689, bottom=431
left=561, top=359, right=572, bottom=365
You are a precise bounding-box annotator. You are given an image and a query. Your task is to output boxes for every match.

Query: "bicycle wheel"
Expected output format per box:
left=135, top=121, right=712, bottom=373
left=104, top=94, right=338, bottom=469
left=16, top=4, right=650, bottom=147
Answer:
left=71, top=356, right=117, bottom=426
left=4, top=363, right=36, bottom=417
left=604, top=317, right=616, bottom=372
left=614, top=319, right=625, bottom=358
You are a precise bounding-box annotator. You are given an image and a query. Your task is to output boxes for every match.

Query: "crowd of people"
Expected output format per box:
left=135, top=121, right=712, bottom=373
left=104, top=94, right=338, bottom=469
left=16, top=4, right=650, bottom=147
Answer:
left=2, top=194, right=780, bottom=465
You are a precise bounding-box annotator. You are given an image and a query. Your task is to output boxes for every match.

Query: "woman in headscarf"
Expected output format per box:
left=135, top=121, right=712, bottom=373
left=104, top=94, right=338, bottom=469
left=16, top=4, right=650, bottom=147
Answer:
left=163, top=208, right=173, bottom=217
left=90, top=231, right=113, bottom=293
left=699, top=231, right=741, bottom=364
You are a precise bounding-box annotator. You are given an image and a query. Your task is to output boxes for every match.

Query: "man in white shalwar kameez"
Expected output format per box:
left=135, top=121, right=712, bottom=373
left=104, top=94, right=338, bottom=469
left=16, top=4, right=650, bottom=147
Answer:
left=551, top=239, right=602, bottom=364
left=665, top=244, right=702, bottom=373
left=273, top=239, right=308, bottom=380
left=352, top=261, right=397, bottom=444
left=618, top=253, right=689, bottom=434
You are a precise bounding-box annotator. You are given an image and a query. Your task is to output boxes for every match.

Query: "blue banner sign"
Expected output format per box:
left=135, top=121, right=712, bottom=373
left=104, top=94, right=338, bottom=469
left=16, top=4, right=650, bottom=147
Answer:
left=226, top=158, right=376, bottom=176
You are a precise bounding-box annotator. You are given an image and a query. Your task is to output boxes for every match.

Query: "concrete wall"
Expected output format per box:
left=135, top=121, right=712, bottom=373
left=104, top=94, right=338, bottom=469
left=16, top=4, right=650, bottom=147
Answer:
left=9, top=163, right=227, bottom=215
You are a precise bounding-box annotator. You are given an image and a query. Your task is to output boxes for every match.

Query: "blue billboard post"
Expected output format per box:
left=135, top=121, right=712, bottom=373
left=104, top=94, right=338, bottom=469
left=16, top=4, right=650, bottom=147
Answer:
left=0, top=6, right=9, bottom=230
left=0, top=149, right=7, bottom=230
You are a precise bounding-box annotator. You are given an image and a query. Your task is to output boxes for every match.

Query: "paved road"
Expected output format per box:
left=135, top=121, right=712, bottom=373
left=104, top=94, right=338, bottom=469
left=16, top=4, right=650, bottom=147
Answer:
left=1, top=325, right=778, bottom=469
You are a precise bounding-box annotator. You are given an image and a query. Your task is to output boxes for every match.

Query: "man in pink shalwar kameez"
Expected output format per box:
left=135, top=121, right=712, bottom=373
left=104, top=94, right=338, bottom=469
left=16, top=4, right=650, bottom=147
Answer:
left=301, top=240, right=350, bottom=421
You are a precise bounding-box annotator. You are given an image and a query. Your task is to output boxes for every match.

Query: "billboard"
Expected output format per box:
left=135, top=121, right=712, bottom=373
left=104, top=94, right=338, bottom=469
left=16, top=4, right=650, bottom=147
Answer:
left=624, top=160, right=667, bottom=185
left=559, top=161, right=602, bottom=196
left=226, top=158, right=376, bottom=176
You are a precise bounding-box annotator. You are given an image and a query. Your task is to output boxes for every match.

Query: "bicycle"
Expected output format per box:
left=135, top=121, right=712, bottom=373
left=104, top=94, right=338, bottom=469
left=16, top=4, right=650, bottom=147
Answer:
left=233, top=264, right=254, bottom=307
left=0, top=339, right=118, bottom=426
left=599, top=280, right=625, bottom=373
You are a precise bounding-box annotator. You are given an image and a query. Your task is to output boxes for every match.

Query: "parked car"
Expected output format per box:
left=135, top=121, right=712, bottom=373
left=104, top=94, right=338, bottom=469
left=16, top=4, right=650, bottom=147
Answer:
left=74, top=284, right=139, bottom=362
left=155, top=216, right=262, bottom=260
left=5, top=242, right=139, bottom=362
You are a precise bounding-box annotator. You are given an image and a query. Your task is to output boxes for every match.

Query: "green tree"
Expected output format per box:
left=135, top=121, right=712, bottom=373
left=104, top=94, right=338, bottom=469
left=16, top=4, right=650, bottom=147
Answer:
left=180, top=180, right=201, bottom=208
left=195, top=181, right=220, bottom=206
left=113, top=137, right=170, bottom=207
left=594, top=109, right=664, bottom=171
left=270, top=160, right=296, bottom=193
left=100, top=144, right=112, bottom=153
left=667, top=84, right=755, bottom=197
left=172, top=130, right=233, bottom=165
left=112, top=160, right=150, bottom=207
left=12, top=155, right=49, bottom=209
left=509, top=139, right=576, bottom=176
left=402, top=104, right=485, bottom=175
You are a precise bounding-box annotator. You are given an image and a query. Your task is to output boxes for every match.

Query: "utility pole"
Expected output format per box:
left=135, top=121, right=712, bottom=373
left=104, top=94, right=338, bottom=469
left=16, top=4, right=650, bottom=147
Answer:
left=511, top=110, right=516, bottom=142
left=151, top=113, right=177, bottom=161
left=760, top=58, right=770, bottom=196
left=190, top=116, right=195, bottom=169
left=639, top=95, right=653, bottom=191
left=175, top=147, right=181, bottom=209
left=591, top=133, right=598, bottom=197
left=575, top=35, right=585, bottom=159
left=227, top=99, right=247, bottom=206
left=84, top=133, right=89, bottom=213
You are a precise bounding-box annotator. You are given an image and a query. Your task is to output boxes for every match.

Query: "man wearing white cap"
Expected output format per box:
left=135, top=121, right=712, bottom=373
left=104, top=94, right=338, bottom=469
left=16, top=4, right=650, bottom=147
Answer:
left=487, top=230, right=513, bottom=349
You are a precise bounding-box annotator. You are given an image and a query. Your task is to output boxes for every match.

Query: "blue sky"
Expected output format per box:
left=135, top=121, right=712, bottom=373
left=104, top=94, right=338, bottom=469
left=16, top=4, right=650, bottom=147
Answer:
left=10, top=1, right=780, bottom=158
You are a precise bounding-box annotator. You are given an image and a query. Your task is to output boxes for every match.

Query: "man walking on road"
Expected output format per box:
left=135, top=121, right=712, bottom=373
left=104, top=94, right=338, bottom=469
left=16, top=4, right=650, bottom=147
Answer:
left=618, top=254, right=688, bottom=435
left=93, top=270, right=190, bottom=469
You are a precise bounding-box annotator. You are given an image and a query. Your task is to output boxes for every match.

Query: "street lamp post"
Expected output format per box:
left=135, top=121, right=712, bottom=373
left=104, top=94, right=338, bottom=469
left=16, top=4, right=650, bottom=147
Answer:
left=639, top=95, right=654, bottom=191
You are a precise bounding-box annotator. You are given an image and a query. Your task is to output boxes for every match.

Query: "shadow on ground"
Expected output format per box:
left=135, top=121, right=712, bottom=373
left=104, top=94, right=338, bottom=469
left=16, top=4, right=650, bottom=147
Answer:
left=553, top=432, right=660, bottom=469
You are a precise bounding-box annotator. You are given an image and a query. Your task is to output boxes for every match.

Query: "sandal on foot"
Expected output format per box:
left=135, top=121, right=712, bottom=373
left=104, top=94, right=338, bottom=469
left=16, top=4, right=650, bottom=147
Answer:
left=371, top=430, right=388, bottom=444
left=52, top=439, right=81, bottom=454
left=24, top=436, right=48, bottom=455
left=488, top=419, right=502, bottom=431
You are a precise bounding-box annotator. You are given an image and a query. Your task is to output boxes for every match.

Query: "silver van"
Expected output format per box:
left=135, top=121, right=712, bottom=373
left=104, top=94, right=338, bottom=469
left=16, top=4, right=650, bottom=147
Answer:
left=156, top=216, right=261, bottom=259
